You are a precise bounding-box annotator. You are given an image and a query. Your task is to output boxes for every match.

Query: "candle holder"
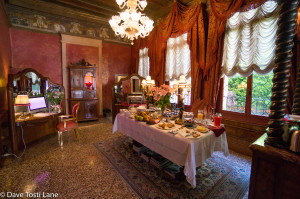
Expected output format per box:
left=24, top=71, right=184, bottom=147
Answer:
left=141, top=76, right=155, bottom=109
left=173, top=75, right=191, bottom=119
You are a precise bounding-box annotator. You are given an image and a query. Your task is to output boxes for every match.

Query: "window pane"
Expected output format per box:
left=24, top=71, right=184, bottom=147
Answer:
left=138, top=48, right=150, bottom=78
left=223, top=75, right=247, bottom=113
left=251, top=72, right=273, bottom=116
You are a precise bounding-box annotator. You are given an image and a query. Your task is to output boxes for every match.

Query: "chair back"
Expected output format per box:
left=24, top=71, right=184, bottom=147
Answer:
left=72, top=103, right=80, bottom=121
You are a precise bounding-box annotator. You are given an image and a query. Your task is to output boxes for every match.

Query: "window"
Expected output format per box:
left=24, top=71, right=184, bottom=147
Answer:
left=221, top=1, right=278, bottom=118
left=165, top=33, right=191, bottom=105
left=138, top=48, right=150, bottom=78
left=223, top=72, right=274, bottom=116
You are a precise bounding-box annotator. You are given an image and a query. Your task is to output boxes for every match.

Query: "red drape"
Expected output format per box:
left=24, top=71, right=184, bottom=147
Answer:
left=131, top=0, right=269, bottom=114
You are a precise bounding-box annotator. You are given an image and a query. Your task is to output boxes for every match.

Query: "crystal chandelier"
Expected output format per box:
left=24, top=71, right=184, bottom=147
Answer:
left=109, top=0, right=154, bottom=45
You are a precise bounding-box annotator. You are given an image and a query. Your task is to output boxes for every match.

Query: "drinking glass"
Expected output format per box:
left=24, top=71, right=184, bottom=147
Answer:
left=204, top=113, right=212, bottom=126
left=214, top=113, right=222, bottom=127
left=197, top=110, right=203, bottom=121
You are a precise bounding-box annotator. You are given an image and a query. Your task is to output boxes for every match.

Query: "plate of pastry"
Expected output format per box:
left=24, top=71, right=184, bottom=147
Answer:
left=156, top=122, right=176, bottom=130
left=178, top=129, right=202, bottom=139
left=196, top=125, right=209, bottom=133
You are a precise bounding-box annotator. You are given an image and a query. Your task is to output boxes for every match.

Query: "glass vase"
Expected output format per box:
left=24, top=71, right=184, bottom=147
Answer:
left=51, top=104, right=61, bottom=113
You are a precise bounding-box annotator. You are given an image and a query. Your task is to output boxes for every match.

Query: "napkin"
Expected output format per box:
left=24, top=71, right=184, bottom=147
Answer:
left=208, top=125, right=225, bottom=137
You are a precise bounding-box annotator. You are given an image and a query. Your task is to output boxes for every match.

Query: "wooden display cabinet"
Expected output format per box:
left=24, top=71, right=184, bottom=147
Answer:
left=69, top=62, right=98, bottom=122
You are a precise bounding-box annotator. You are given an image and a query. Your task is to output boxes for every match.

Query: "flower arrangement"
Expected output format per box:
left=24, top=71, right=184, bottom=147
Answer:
left=151, top=84, right=175, bottom=114
left=46, top=89, right=64, bottom=105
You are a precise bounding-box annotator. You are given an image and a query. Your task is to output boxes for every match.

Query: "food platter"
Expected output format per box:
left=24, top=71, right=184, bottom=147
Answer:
left=155, top=122, right=176, bottom=130
left=196, top=126, right=209, bottom=133
left=177, top=129, right=202, bottom=139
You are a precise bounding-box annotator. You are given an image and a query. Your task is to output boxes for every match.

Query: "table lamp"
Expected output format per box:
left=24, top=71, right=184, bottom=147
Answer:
left=15, top=94, right=30, bottom=119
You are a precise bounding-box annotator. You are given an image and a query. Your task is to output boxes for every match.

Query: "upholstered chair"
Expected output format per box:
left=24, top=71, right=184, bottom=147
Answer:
left=56, top=103, right=80, bottom=147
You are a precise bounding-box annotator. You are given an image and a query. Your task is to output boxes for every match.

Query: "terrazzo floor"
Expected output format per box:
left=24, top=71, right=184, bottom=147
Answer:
left=0, top=118, right=252, bottom=199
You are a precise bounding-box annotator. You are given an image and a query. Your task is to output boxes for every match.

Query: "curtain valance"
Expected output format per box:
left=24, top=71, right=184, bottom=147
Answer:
left=132, top=0, right=270, bottom=113
left=222, top=1, right=279, bottom=77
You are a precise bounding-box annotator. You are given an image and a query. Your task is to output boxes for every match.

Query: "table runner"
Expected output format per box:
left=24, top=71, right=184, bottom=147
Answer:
left=113, top=114, right=229, bottom=188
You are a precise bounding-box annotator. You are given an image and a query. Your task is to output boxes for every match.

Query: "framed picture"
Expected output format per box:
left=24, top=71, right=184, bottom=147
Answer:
left=115, top=74, right=128, bottom=83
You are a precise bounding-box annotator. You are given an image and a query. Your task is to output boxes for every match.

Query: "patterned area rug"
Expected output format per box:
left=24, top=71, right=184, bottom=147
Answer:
left=94, top=136, right=251, bottom=199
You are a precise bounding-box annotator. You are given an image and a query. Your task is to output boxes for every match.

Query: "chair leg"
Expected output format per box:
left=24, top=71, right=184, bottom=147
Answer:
left=74, top=128, right=79, bottom=140
left=58, top=131, right=63, bottom=147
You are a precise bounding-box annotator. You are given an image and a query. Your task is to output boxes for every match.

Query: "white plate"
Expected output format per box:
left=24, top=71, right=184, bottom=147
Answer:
left=155, top=124, right=176, bottom=130
left=178, top=129, right=202, bottom=139
left=194, top=128, right=209, bottom=133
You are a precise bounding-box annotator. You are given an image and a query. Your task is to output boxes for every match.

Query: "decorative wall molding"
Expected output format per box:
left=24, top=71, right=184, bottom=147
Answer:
left=7, top=4, right=131, bottom=46
left=61, top=34, right=103, bottom=116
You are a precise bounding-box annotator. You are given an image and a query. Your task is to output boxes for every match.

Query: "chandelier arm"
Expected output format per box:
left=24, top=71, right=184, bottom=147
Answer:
left=110, top=0, right=153, bottom=44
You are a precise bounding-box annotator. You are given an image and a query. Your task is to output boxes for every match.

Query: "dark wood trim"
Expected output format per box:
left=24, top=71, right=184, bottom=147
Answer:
left=249, top=134, right=300, bottom=199
left=0, top=0, right=11, bottom=27
left=0, top=110, right=7, bottom=168
left=266, top=0, right=299, bottom=146
left=221, top=110, right=269, bottom=126
left=245, top=75, right=253, bottom=117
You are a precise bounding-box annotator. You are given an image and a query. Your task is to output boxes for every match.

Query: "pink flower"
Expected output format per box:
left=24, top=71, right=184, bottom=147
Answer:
left=160, top=90, right=168, bottom=96
left=154, top=96, right=160, bottom=101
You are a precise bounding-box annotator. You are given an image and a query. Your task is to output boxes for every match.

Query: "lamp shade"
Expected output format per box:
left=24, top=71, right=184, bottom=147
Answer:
left=15, top=95, right=30, bottom=106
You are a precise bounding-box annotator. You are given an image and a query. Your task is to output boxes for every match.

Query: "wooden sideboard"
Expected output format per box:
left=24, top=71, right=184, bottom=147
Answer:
left=69, top=63, right=98, bottom=121
left=249, top=134, right=300, bottom=199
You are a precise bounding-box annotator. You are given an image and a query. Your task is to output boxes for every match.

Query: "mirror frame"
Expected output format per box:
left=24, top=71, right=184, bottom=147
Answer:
left=112, top=73, right=145, bottom=105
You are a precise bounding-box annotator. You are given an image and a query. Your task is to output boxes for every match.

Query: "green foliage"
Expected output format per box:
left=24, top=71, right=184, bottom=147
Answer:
left=227, top=72, right=273, bottom=114
left=252, top=72, right=273, bottom=99
left=46, top=89, right=64, bottom=105
left=155, top=93, right=171, bottom=112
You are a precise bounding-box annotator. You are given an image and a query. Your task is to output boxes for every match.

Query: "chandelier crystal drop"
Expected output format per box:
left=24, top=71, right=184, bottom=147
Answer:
left=109, top=0, right=154, bottom=45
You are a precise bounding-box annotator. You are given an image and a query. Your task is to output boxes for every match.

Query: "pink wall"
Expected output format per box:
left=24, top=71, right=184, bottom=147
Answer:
left=9, top=28, right=132, bottom=113
left=0, top=8, right=12, bottom=114
left=66, top=44, right=98, bottom=66
left=102, top=42, right=131, bottom=110
left=10, top=28, right=62, bottom=84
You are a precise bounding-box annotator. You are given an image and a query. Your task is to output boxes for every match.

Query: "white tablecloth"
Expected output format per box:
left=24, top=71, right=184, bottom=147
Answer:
left=113, top=114, right=229, bottom=188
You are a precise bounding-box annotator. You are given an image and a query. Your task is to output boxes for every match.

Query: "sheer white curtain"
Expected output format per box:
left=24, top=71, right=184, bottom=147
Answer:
left=165, top=33, right=191, bottom=81
left=138, top=48, right=150, bottom=78
left=222, top=0, right=279, bottom=77
left=166, top=33, right=191, bottom=105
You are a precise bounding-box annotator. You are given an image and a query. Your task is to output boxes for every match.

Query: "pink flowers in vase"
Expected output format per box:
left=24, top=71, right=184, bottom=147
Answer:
left=46, top=89, right=64, bottom=105
left=150, top=84, right=175, bottom=112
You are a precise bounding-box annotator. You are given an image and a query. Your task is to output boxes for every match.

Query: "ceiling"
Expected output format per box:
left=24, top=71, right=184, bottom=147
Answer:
left=5, top=0, right=194, bottom=44
left=8, top=0, right=193, bottom=24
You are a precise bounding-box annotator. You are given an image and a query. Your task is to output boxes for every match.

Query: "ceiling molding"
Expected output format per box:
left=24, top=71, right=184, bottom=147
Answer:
left=8, top=0, right=109, bottom=24
left=7, top=4, right=131, bottom=45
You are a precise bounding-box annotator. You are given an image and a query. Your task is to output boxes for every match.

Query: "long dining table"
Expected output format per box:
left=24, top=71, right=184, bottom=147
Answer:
left=113, top=113, right=229, bottom=188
